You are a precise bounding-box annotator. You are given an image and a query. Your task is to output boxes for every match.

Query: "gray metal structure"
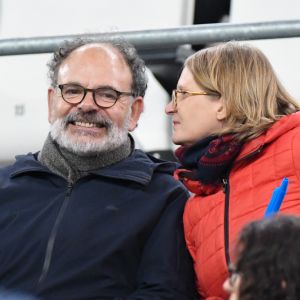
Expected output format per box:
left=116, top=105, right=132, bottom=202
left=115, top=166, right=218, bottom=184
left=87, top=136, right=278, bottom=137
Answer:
left=0, top=19, right=300, bottom=56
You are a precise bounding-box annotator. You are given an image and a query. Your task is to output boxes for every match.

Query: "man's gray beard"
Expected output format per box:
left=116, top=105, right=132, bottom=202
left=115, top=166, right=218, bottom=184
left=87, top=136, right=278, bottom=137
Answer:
left=50, top=110, right=131, bottom=156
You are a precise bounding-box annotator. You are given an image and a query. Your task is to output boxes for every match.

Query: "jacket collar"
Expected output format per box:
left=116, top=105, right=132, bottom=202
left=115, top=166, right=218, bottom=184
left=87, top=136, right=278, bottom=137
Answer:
left=237, top=112, right=300, bottom=160
left=8, top=150, right=177, bottom=186
left=177, top=112, right=300, bottom=195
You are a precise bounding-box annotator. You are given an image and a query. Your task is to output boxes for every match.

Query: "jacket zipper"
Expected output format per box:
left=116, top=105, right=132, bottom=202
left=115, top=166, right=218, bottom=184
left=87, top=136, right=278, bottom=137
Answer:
left=223, top=145, right=263, bottom=270
left=222, top=177, right=231, bottom=268
left=38, top=182, right=73, bottom=284
left=235, top=145, right=264, bottom=164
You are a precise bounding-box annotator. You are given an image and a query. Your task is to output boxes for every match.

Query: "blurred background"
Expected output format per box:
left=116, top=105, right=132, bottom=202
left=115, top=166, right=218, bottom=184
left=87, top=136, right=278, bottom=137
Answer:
left=0, top=0, right=300, bottom=166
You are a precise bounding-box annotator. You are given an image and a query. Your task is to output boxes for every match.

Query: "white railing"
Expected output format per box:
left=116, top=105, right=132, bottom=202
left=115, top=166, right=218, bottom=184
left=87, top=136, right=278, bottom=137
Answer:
left=0, top=20, right=299, bottom=56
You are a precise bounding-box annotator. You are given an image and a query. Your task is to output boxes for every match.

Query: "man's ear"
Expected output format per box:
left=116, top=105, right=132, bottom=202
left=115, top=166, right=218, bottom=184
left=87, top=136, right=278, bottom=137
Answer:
left=128, top=97, right=144, bottom=131
left=47, top=87, right=55, bottom=124
left=216, top=98, right=227, bottom=121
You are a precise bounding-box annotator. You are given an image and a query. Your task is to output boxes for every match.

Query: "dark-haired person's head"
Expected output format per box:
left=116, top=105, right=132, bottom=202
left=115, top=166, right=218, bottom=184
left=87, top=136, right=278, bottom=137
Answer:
left=224, top=215, right=300, bottom=300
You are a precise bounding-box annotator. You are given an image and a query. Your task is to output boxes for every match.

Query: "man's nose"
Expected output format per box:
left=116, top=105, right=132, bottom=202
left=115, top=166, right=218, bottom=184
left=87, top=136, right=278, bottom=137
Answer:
left=77, top=91, right=99, bottom=111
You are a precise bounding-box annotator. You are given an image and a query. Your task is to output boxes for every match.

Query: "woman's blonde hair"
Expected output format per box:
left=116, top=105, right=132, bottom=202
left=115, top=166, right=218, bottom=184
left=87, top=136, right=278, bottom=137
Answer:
left=185, top=41, right=300, bottom=141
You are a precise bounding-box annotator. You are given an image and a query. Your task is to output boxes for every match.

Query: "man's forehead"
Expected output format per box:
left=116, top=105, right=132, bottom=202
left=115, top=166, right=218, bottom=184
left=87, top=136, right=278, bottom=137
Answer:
left=57, top=42, right=132, bottom=87
left=58, top=43, right=129, bottom=75
left=70, top=43, right=123, bottom=62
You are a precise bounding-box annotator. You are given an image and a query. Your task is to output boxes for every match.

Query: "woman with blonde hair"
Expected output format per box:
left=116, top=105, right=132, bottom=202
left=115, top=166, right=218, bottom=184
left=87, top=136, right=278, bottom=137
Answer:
left=165, top=42, right=300, bottom=299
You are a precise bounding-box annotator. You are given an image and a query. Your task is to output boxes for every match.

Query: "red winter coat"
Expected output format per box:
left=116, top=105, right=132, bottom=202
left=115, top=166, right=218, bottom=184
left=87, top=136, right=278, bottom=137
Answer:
left=180, top=112, right=300, bottom=299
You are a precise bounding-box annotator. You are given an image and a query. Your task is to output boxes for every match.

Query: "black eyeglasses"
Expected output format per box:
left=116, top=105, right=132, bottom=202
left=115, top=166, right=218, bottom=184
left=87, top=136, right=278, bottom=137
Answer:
left=57, top=84, right=134, bottom=108
left=171, top=89, right=219, bottom=109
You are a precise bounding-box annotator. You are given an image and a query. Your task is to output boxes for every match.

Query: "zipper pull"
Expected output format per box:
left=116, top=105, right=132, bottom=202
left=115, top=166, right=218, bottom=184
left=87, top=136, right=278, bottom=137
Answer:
left=222, top=178, right=228, bottom=193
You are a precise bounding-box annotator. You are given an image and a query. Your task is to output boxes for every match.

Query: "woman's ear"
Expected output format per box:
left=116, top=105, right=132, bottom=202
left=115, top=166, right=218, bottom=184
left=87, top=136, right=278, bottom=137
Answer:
left=216, top=98, right=227, bottom=121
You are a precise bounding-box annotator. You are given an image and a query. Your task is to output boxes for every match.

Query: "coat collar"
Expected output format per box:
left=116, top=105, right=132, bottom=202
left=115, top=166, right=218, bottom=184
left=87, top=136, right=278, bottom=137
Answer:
left=175, top=112, right=300, bottom=196
left=237, top=112, right=300, bottom=160
left=8, top=150, right=177, bottom=186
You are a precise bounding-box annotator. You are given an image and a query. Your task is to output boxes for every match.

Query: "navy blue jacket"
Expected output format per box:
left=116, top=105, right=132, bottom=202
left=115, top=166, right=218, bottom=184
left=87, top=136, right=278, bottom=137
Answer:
left=0, top=150, right=195, bottom=300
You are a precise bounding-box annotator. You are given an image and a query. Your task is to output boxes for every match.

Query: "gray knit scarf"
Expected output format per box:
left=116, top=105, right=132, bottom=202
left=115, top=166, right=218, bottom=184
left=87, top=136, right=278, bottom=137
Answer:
left=38, top=134, right=133, bottom=183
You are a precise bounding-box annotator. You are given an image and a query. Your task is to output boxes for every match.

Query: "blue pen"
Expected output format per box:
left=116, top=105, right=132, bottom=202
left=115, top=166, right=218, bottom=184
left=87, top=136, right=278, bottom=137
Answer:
left=264, top=178, right=289, bottom=217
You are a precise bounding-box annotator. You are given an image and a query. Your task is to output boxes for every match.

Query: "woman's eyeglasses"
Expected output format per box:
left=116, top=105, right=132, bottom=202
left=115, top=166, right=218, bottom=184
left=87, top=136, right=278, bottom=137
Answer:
left=171, top=89, right=220, bottom=109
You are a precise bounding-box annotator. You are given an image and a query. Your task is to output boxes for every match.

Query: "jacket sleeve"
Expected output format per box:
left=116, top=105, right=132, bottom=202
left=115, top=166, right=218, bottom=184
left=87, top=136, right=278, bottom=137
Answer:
left=121, top=187, right=196, bottom=300
left=292, top=128, right=300, bottom=182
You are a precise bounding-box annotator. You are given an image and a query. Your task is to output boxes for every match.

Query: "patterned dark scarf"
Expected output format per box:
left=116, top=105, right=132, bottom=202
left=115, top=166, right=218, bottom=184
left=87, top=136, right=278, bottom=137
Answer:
left=175, top=134, right=242, bottom=189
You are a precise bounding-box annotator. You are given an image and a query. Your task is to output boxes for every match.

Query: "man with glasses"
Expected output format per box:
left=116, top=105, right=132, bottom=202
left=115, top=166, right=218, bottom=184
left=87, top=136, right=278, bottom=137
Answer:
left=0, top=38, right=194, bottom=299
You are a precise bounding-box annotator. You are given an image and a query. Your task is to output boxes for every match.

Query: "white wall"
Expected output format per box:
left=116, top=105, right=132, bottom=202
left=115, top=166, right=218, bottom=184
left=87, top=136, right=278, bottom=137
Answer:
left=0, top=0, right=195, bottom=163
left=0, top=0, right=195, bottom=36
left=230, top=0, right=300, bottom=100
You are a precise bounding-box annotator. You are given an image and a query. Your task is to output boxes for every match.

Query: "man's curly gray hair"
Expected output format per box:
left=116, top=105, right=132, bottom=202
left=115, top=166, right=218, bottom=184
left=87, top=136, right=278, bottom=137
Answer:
left=47, top=37, right=148, bottom=97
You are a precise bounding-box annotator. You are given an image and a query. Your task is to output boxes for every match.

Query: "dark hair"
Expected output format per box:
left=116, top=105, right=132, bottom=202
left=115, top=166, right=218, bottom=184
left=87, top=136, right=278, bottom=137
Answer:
left=47, top=37, right=148, bottom=97
left=235, top=215, right=300, bottom=300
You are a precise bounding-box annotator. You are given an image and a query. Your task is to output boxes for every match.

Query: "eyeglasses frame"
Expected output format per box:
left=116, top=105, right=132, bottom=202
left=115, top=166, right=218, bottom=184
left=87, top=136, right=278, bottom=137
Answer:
left=57, top=84, right=134, bottom=109
left=171, top=89, right=219, bottom=109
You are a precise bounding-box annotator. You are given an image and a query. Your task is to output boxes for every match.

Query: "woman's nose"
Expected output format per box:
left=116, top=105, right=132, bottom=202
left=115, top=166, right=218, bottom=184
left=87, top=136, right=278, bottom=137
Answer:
left=165, top=100, right=176, bottom=114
